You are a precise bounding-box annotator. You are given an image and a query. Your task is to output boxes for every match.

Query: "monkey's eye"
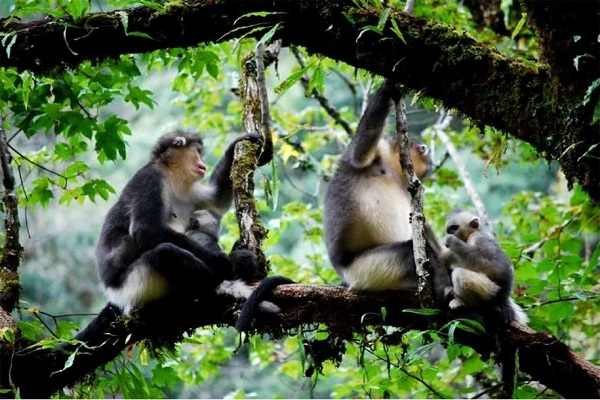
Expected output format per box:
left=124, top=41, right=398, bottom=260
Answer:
left=446, top=224, right=459, bottom=234
left=416, top=144, right=428, bottom=155
left=189, top=218, right=200, bottom=230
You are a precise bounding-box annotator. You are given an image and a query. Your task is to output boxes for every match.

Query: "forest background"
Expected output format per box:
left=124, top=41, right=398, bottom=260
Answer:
left=0, top=0, right=599, bottom=398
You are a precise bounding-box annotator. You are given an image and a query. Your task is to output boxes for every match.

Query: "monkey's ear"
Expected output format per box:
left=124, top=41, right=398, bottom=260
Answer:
left=172, top=136, right=187, bottom=147
left=469, top=217, right=479, bottom=230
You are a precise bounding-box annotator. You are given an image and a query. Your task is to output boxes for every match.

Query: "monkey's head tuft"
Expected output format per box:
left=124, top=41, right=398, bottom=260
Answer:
left=152, top=130, right=203, bottom=165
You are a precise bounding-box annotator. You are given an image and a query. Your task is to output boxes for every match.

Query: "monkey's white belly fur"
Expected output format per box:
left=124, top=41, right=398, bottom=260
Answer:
left=342, top=178, right=416, bottom=291
left=351, top=178, right=412, bottom=246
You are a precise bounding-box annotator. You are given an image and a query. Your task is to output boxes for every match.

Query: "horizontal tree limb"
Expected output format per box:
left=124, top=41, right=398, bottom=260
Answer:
left=1, top=0, right=598, bottom=201
left=1, top=284, right=599, bottom=398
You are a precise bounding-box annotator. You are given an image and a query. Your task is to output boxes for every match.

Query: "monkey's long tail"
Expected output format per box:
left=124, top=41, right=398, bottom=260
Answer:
left=235, top=276, right=295, bottom=332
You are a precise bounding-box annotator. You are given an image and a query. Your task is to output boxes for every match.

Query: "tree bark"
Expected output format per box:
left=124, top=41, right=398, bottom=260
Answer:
left=1, top=285, right=599, bottom=398
left=1, top=0, right=598, bottom=201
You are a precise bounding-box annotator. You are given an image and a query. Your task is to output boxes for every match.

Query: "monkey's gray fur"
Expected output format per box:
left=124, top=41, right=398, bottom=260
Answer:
left=444, top=209, right=527, bottom=324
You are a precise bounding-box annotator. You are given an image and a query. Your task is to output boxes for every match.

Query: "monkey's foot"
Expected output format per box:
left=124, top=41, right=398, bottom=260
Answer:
left=258, top=300, right=281, bottom=314
left=449, top=299, right=465, bottom=309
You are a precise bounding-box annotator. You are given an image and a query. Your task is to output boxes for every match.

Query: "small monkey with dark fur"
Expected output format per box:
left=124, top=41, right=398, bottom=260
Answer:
left=443, top=209, right=527, bottom=324
left=324, top=80, right=452, bottom=303
left=95, top=131, right=267, bottom=314
left=180, top=209, right=283, bottom=317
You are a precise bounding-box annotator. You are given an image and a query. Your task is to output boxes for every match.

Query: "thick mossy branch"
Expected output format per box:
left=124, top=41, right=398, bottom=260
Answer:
left=1, top=285, right=599, bottom=398
left=1, top=0, right=597, bottom=201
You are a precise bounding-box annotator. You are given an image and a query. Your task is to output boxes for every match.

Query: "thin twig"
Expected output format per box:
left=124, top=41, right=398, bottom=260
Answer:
left=291, top=47, right=354, bottom=137
left=8, top=144, right=73, bottom=186
left=432, top=110, right=492, bottom=232
left=394, top=90, right=434, bottom=307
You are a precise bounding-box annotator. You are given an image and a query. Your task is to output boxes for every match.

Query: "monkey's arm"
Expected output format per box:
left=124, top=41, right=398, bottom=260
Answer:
left=348, top=80, right=400, bottom=168
left=445, top=235, right=503, bottom=276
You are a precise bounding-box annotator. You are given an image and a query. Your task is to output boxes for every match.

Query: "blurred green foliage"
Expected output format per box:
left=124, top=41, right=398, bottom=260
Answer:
left=0, top=0, right=598, bottom=398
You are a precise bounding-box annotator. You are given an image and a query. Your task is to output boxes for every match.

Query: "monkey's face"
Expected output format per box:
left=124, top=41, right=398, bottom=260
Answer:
left=410, top=142, right=433, bottom=179
left=170, top=145, right=207, bottom=183
left=389, top=139, right=433, bottom=179
left=446, top=213, right=479, bottom=242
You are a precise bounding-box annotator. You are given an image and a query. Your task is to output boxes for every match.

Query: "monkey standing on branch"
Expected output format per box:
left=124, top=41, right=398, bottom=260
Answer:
left=443, top=209, right=528, bottom=325
left=323, top=80, right=452, bottom=303
left=95, top=131, right=268, bottom=314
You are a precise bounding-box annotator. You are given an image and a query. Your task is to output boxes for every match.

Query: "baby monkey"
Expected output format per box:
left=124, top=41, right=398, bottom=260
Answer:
left=182, top=210, right=282, bottom=316
left=443, top=210, right=527, bottom=325
left=184, top=210, right=223, bottom=254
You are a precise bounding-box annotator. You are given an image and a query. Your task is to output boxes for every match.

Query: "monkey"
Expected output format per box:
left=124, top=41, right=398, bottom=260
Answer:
left=183, top=209, right=223, bottom=254
left=323, top=79, right=452, bottom=303
left=177, top=208, right=284, bottom=316
left=443, top=209, right=528, bottom=325
left=95, top=130, right=270, bottom=315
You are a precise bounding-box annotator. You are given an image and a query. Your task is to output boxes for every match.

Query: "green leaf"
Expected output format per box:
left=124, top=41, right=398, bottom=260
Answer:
left=1, top=327, right=15, bottom=344
left=52, top=348, right=78, bottom=375
left=357, top=25, right=383, bottom=42
left=593, top=100, right=600, bottom=125
left=402, top=308, right=441, bottom=316
left=377, top=8, right=391, bottom=31
left=511, top=13, right=527, bottom=39
left=0, top=33, right=18, bottom=59
left=116, top=11, right=129, bottom=35
left=233, top=11, right=287, bottom=26
left=274, top=64, right=311, bottom=94
left=582, top=78, right=600, bottom=106
left=390, top=19, right=406, bottom=44
left=64, top=0, right=90, bottom=21
left=256, top=23, right=281, bottom=48
left=306, top=63, right=324, bottom=95
left=127, top=31, right=154, bottom=39
left=17, top=320, right=43, bottom=341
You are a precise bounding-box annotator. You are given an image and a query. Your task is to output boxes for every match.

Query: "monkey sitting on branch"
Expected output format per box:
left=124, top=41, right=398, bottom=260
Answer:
left=95, top=131, right=269, bottom=315
left=323, top=80, right=452, bottom=304
left=443, top=209, right=528, bottom=325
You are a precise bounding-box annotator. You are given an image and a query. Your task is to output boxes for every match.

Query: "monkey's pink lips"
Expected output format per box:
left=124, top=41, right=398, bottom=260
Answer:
left=196, top=164, right=207, bottom=176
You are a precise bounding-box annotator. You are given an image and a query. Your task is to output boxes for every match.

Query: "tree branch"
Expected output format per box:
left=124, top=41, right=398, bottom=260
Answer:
left=290, top=47, right=354, bottom=137
left=432, top=111, right=492, bottom=232
left=0, top=114, right=23, bottom=316
left=1, top=285, right=599, bottom=398
left=0, top=0, right=598, bottom=200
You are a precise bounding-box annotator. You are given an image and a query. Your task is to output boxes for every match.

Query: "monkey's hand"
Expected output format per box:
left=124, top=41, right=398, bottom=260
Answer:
left=440, top=248, right=456, bottom=266
left=230, top=248, right=258, bottom=281
left=236, top=133, right=273, bottom=166
left=237, top=133, right=264, bottom=145
left=380, top=79, right=402, bottom=103
left=445, top=234, right=463, bottom=250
